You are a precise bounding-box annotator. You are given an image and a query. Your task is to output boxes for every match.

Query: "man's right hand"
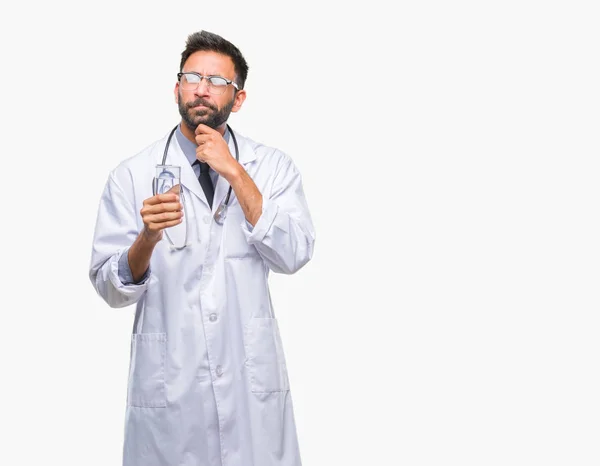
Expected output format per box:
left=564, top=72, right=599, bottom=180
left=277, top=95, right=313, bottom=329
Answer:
left=140, top=187, right=183, bottom=242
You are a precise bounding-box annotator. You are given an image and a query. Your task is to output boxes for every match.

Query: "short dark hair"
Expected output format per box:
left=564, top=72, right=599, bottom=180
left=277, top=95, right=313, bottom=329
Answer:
left=180, top=30, right=249, bottom=90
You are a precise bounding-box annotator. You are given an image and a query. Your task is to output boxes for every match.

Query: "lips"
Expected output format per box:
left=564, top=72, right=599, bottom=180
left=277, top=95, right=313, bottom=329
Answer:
left=188, top=100, right=214, bottom=111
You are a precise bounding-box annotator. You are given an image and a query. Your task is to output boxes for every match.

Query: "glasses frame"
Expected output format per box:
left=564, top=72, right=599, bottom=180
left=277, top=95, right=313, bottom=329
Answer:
left=177, top=72, right=240, bottom=94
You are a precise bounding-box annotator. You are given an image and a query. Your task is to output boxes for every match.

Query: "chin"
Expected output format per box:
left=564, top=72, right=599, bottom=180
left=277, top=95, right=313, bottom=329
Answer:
left=196, top=119, right=215, bottom=129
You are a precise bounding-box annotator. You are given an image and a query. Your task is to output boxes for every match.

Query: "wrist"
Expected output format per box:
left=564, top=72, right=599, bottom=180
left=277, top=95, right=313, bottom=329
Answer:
left=141, top=228, right=162, bottom=245
left=224, top=162, right=245, bottom=184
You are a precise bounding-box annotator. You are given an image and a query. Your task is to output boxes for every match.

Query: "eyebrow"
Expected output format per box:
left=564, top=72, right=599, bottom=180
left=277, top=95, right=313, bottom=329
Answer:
left=183, top=71, right=226, bottom=78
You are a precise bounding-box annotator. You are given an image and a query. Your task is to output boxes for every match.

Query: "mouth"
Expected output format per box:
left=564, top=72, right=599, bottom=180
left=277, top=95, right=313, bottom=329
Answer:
left=189, top=101, right=213, bottom=111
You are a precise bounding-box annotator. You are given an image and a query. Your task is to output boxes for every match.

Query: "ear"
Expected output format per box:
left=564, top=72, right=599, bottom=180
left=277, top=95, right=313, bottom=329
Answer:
left=174, top=83, right=180, bottom=104
left=231, top=89, right=247, bottom=114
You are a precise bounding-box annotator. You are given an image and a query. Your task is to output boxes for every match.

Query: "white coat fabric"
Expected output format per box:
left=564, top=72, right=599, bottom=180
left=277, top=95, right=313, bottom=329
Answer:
left=88, top=127, right=315, bottom=466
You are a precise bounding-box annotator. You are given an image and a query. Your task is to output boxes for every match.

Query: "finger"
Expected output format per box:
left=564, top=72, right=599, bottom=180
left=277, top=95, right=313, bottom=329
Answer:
left=145, top=210, right=184, bottom=225
left=194, top=134, right=211, bottom=145
left=195, top=123, right=216, bottom=135
left=166, top=184, right=181, bottom=195
left=161, top=218, right=185, bottom=229
left=141, top=201, right=183, bottom=216
left=146, top=217, right=184, bottom=232
left=144, top=192, right=180, bottom=206
left=195, top=147, right=210, bottom=163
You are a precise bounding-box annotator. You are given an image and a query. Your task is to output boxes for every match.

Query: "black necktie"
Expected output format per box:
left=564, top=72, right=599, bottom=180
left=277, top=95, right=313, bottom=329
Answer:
left=195, top=161, right=214, bottom=208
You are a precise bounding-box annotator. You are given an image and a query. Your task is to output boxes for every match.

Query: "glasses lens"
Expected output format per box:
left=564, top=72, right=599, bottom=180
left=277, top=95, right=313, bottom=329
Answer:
left=207, top=76, right=228, bottom=95
left=179, top=74, right=231, bottom=94
left=181, top=73, right=200, bottom=90
left=208, top=77, right=227, bottom=87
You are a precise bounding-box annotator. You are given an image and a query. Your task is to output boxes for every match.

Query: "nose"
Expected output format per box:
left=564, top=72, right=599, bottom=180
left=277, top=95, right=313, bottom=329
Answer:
left=193, top=77, right=211, bottom=97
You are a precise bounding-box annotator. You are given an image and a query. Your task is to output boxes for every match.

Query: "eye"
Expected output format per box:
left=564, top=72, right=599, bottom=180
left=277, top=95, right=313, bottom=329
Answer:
left=208, top=76, right=228, bottom=87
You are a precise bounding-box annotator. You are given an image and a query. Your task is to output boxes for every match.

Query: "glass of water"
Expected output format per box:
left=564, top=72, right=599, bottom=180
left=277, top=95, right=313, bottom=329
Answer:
left=154, top=165, right=181, bottom=197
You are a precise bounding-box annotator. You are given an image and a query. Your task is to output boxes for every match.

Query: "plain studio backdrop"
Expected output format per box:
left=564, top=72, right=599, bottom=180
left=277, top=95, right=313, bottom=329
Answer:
left=0, top=1, right=598, bottom=465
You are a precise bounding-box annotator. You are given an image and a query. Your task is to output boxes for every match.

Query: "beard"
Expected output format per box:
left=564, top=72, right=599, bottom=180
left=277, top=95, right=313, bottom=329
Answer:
left=178, top=91, right=236, bottom=132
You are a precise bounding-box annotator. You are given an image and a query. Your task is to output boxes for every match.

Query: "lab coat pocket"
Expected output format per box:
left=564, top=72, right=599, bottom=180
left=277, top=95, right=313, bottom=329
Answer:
left=127, top=333, right=167, bottom=408
left=244, top=318, right=290, bottom=393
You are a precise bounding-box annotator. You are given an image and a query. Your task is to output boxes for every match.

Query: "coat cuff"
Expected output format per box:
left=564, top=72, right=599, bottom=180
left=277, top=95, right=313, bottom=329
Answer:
left=111, top=249, right=151, bottom=290
left=117, top=248, right=150, bottom=285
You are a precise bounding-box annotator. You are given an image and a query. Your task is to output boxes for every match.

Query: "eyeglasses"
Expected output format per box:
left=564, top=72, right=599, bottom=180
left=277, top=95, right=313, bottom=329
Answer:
left=177, top=72, right=239, bottom=95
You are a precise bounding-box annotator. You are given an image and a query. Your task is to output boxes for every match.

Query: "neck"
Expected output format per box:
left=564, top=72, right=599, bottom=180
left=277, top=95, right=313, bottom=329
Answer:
left=180, top=121, right=227, bottom=145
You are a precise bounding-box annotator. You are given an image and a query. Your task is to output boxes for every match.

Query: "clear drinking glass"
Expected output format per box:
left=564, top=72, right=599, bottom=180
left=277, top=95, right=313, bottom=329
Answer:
left=154, top=165, right=181, bottom=196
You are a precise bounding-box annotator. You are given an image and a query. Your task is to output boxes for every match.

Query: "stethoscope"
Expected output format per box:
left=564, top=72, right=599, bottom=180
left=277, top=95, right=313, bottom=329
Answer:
left=153, top=123, right=239, bottom=249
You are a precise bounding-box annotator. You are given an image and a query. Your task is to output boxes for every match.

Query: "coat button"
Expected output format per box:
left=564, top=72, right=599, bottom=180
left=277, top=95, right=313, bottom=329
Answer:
left=209, top=313, right=218, bottom=322
left=203, top=215, right=211, bottom=224
left=216, top=365, right=223, bottom=377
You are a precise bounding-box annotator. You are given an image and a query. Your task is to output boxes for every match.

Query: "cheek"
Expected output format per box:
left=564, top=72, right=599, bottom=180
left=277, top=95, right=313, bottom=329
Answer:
left=178, top=93, right=194, bottom=107
left=178, top=88, right=193, bottom=103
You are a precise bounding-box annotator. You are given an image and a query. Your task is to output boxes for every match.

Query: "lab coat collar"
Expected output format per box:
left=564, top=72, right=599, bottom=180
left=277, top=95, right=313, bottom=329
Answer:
left=228, top=127, right=257, bottom=165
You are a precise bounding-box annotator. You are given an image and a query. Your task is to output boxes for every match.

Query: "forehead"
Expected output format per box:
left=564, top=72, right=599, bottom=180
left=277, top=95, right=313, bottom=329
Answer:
left=183, top=51, right=235, bottom=78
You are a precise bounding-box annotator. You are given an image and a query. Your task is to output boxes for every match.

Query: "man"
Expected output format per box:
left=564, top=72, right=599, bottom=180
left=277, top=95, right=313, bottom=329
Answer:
left=89, top=30, right=315, bottom=466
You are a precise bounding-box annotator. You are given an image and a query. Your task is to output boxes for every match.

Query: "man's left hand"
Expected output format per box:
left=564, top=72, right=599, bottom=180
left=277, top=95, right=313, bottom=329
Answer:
left=195, top=124, right=240, bottom=180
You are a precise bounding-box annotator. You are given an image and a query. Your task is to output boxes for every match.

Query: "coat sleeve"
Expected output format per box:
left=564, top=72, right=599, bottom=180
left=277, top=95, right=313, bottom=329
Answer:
left=242, top=152, right=316, bottom=274
left=89, top=172, right=150, bottom=308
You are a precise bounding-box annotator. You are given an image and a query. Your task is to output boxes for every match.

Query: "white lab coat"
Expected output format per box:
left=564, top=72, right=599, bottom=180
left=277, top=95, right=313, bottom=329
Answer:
left=89, top=128, right=315, bottom=466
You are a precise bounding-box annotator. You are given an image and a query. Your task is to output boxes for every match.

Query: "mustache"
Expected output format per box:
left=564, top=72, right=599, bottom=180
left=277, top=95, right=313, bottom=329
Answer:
left=186, top=98, right=217, bottom=111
